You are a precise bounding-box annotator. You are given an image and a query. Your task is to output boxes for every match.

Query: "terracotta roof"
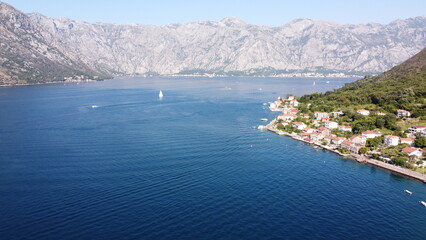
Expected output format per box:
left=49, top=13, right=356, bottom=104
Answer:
left=349, top=135, right=365, bottom=140
left=342, top=140, right=355, bottom=146
left=384, top=135, right=399, bottom=139
left=400, top=138, right=414, bottom=142
left=402, top=147, right=422, bottom=153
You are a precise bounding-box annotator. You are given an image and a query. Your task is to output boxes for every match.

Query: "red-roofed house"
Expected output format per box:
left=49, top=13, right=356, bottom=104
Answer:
left=292, top=122, right=307, bottom=130
left=349, top=135, right=367, bottom=145
left=400, top=138, right=414, bottom=146
left=362, top=131, right=381, bottom=139
left=409, top=125, right=426, bottom=134
left=324, top=121, right=338, bottom=129
left=338, top=125, right=352, bottom=132
left=290, top=108, right=299, bottom=114
left=357, top=109, right=370, bottom=116
left=332, top=137, right=346, bottom=145
left=396, top=109, right=411, bottom=118
left=314, top=112, right=329, bottom=120
left=341, top=140, right=361, bottom=154
left=303, top=127, right=316, bottom=133
left=402, top=147, right=423, bottom=158
left=278, top=114, right=297, bottom=121
left=317, top=127, right=331, bottom=137
left=384, top=135, right=400, bottom=146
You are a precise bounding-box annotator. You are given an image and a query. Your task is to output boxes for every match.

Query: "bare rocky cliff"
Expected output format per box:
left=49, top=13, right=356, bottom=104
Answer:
left=1, top=0, right=426, bottom=85
left=0, top=2, right=110, bottom=85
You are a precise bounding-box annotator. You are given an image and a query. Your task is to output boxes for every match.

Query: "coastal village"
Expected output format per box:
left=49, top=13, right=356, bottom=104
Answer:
left=262, top=95, right=426, bottom=183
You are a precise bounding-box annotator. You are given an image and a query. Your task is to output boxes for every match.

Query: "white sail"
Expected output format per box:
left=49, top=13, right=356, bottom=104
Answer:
left=159, top=90, right=164, bottom=98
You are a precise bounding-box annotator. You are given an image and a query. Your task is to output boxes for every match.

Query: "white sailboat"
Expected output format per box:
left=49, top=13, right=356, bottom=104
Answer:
left=313, top=81, right=316, bottom=86
left=159, top=90, right=164, bottom=98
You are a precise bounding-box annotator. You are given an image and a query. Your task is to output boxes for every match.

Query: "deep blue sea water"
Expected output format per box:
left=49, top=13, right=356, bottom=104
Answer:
left=0, top=77, right=425, bottom=240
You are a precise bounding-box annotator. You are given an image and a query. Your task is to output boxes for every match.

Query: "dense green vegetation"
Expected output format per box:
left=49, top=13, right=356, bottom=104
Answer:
left=300, top=48, right=426, bottom=119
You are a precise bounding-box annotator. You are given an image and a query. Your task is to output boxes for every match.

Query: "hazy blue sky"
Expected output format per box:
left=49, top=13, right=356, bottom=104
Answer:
left=3, top=0, right=426, bottom=26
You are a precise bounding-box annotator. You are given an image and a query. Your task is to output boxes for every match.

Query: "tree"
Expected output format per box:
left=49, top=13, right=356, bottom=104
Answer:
left=359, top=147, right=368, bottom=154
left=414, top=136, right=426, bottom=148
left=392, top=157, right=408, bottom=167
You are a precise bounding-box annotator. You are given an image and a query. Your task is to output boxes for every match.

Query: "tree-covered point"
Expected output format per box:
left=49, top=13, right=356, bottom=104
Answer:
left=299, top=48, right=426, bottom=117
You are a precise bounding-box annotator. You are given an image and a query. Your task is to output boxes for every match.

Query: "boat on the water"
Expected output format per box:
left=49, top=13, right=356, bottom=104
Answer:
left=260, top=118, right=268, bottom=122
left=91, top=105, right=99, bottom=109
left=420, top=201, right=426, bottom=207
left=404, top=190, right=413, bottom=195
left=159, top=90, right=164, bottom=98
left=257, top=125, right=267, bottom=130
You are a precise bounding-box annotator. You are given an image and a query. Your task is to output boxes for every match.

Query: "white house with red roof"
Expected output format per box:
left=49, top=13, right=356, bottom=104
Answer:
left=289, top=108, right=299, bottom=114
left=396, top=109, right=411, bottom=118
left=292, top=122, right=307, bottom=130
left=338, top=125, right=352, bottom=132
left=314, top=112, right=329, bottom=120
left=278, top=114, right=297, bottom=121
left=400, top=138, right=414, bottom=146
left=362, top=131, right=381, bottom=139
left=357, top=109, right=370, bottom=116
left=402, top=147, right=423, bottom=158
left=340, top=140, right=361, bottom=154
left=349, top=135, right=367, bottom=145
left=324, top=136, right=346, bottom=145
left=384, top=135, right=400, bottom=146
left=317, top=127, right=331, bottom=137
left=289, top=99, right=299, bottom=107
left=324, top=121, right=338, bottom=129
left=303, top=127, right=316, bottom=133
left=409, top=125, right=426, bottom=134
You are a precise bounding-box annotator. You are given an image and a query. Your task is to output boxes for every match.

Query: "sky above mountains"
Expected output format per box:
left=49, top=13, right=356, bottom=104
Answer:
left=3, top=0, right=426, bottom=26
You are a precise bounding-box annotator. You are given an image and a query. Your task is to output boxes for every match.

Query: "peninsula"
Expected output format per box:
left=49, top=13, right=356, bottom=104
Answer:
left=263, top=48, right=426, bottom=183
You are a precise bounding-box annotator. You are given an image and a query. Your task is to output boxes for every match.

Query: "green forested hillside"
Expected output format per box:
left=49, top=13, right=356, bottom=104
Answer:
left=300, top=48, right=426, bottom=117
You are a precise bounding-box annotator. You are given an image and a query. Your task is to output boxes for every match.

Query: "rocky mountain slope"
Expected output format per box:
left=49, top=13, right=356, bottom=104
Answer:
left=0, top=2, right=109, bottom=85
left=1, top=0, right=426, bottom=85
left=29, top=14, right=426, bottom=77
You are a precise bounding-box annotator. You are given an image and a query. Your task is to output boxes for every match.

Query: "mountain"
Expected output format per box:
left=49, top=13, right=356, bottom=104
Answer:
left=28, top=14, right=426, bottom=77
left=0, top=2, right=109, bottom=85
left=300, top=47, right=426, bottom=117
left=1, top=1, right=426, bottom=85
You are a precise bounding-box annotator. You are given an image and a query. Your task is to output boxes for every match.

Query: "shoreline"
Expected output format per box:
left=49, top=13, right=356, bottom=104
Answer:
left=265, top=123, right=426, bottom=184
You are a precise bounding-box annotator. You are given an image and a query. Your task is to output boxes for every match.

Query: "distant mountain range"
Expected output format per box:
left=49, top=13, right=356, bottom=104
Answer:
left=1, top=1, right=426, bottom=85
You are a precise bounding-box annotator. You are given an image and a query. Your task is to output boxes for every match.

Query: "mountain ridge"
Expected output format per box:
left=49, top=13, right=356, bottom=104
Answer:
left=1, top=1, right=426, bottom=85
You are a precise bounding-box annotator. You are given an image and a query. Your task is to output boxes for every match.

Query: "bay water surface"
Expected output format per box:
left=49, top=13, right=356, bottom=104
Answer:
left=0, top=77, right=425, bottom=239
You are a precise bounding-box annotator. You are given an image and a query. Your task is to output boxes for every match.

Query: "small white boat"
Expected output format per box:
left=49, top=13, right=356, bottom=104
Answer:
left=326, top=81, right=330, bottom=84
left=420, top=201, right=426, bottom=207
left=313, top=81, right=316, bottom=86
left=91, top=105, right=99, bottom=109
left=404, top=190, right=413, bottom=195
left=260, top=118, right=268, bottom=122
left=159, top=90, right=164, bottom=98
left=257, top=125, right=267, bottom=130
